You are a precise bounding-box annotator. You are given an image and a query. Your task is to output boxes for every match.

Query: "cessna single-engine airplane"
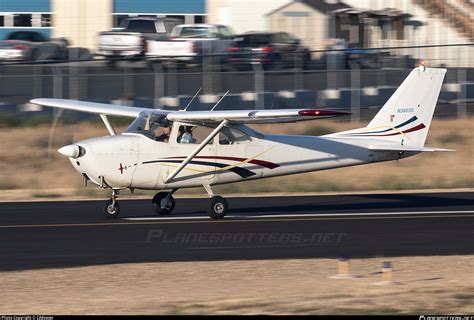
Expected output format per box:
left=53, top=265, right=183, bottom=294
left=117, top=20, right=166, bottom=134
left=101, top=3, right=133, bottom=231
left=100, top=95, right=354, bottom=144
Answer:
left=32, top=66, right=451, bottom=219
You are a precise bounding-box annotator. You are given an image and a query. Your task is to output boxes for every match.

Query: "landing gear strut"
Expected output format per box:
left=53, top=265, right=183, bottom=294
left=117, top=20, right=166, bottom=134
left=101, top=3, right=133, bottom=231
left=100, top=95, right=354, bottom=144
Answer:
left=204, top=184, right=228, bottom=219
left=152, top=189, right=177, bottom=215
left=103, top=189, right=120, bottom=218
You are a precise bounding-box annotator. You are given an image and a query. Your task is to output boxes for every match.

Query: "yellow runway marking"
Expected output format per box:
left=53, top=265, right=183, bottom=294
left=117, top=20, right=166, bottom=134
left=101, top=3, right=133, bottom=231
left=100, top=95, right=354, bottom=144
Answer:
left=0, top=214, right=472, bottom=229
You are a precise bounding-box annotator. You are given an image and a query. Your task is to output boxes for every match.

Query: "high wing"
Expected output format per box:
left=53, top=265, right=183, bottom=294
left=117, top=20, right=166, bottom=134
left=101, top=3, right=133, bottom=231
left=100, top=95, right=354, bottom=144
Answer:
left=166, top=109, right=350, bottom=124
left=30, top=98, right=169, bottom=118
left=31, top=98, right=350, bottom=124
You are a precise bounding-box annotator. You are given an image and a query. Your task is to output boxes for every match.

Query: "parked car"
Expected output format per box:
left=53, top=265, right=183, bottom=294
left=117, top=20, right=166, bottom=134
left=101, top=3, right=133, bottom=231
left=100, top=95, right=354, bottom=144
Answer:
left=145, top=24, right=235, bottom=68
left=226, top=32, right=312, bottom=70
left=0, top=31, right=69, bottom=62
left=97, top=17, right=181, bottom=66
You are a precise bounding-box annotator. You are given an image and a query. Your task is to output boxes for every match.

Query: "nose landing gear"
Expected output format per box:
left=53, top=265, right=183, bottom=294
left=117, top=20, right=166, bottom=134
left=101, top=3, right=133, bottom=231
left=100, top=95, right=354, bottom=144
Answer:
left=103, top=189, right=120, bottom=218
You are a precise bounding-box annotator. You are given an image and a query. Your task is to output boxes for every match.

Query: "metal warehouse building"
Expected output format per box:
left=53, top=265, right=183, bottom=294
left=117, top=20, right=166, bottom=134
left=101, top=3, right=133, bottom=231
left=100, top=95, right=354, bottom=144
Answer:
left=0, top=0, right=206, bottom=49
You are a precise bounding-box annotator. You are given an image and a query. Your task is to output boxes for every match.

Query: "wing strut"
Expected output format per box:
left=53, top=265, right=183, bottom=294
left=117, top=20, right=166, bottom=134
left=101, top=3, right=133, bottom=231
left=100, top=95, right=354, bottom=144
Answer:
left=99, top=114, right=117, bottom=136
left=164, top=119, right=229, bottom=184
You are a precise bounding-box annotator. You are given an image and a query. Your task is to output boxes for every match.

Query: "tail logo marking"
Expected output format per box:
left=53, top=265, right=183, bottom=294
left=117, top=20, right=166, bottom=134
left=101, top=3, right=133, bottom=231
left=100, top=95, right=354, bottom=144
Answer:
left=348, top=115, right=426, bottom=137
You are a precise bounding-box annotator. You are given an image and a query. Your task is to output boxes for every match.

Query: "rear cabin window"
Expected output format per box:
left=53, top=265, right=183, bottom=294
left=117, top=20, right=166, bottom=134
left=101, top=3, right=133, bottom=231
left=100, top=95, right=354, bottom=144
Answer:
left=219, top=127, right=251, bottom=145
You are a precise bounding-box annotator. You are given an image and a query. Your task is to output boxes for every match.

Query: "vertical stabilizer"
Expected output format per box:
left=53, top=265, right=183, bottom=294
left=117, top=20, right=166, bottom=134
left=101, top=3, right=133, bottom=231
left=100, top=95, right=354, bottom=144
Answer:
left=336, top=67, right=446, bottom=148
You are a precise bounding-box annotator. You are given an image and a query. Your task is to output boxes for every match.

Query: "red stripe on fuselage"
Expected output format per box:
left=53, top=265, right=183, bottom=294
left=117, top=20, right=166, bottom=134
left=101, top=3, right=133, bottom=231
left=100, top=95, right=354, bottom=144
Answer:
left=164, top=156, right=279, bottom=169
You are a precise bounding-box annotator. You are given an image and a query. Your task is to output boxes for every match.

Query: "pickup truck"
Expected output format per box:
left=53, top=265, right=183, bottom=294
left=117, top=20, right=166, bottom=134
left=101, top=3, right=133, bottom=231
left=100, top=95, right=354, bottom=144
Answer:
left=96, top=17, right=180, bottom=66
left=145, top=24, right=235, bottom=68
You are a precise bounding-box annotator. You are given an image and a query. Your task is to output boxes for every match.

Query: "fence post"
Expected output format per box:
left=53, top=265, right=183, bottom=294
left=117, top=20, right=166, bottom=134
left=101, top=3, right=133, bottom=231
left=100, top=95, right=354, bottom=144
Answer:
left=350, top=62, right=361, bottom=121
left=123, top=61, right=133, bottom=102
left=457, top=47, right=467, bottom=119
left=327, top=52, right=337, bottom=89
left=202, top=41, right=212, bottom=94
left=168, top=61, right=178, bottom=98
left=294, top=51, right=304, bottom=91
left=52, top=65, right=63, bottom=99
left=68, top=47, right=79, bottom=100
left=47, top=65, right=64, bottom=159
left=153, top=63, right=164, bottom=109
left=252, top=62, right=264, bottom=110
left=33, top=63, right=43, bottom=99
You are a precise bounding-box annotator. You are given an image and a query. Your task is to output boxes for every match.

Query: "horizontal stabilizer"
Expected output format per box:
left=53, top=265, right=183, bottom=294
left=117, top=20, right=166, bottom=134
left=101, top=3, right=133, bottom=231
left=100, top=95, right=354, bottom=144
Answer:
left=369, top=145, right=455, bottom=152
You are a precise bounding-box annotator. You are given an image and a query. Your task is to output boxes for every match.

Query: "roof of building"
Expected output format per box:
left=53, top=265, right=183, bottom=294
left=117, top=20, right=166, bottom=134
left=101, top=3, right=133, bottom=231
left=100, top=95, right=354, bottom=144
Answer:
left=301, top=0, right=351, bottom=13
left=266, top=0, right=351, bottom=16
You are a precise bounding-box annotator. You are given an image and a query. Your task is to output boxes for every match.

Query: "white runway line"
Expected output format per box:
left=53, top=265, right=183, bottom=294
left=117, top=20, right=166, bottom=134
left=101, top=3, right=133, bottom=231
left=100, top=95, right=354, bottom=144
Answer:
left=121, top=210, right=474, bottom=221
left=123, top=216, right=210, bottom=221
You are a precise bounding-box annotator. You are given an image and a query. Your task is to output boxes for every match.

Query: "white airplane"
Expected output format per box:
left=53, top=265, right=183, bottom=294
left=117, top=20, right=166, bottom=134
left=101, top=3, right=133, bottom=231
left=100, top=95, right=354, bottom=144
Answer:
left=31, top=66, right=451, bottom=219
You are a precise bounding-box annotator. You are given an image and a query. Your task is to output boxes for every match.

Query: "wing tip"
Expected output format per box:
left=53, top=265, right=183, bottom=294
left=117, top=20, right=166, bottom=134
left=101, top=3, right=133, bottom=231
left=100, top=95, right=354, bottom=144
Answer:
left=30, top=98, right=61, bottom=106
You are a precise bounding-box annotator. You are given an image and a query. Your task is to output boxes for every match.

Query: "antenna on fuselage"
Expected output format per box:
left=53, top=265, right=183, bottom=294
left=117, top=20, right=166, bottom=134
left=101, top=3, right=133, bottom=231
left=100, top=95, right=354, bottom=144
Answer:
left=183, top=87, right=202, bottom=111
left=210, top=90, right=230, bottom=111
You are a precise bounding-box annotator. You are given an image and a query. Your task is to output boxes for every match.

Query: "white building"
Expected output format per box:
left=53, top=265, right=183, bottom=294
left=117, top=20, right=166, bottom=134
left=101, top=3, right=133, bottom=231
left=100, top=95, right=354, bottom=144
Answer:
left=206, top=0, right=289, bottom=34
left=343, top=0, right=473, bottom=67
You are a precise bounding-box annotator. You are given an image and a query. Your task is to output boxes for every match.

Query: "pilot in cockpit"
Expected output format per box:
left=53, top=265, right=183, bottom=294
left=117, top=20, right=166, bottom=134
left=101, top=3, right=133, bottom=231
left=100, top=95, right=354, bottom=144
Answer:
left=154, top=122, right=171, bottom=142
left=178, top=126, right=195, bottom=143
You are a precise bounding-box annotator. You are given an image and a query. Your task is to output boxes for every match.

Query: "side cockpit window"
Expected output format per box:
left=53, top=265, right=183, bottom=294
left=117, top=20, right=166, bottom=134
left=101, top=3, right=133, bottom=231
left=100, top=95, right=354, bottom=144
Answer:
left=125, top=113, right=172, bottom=142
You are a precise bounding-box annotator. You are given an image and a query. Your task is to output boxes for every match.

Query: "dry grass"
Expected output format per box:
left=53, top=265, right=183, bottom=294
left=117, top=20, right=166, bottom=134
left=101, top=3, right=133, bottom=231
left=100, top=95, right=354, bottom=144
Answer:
left=0, top=117, right=472, bottom=200
left=0, top=255, right=472, bottom=314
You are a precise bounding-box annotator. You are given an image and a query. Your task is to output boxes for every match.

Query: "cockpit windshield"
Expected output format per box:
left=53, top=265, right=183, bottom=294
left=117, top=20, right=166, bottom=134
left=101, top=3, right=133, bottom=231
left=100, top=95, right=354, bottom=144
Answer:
left=124, top=112, right=172, bottom=142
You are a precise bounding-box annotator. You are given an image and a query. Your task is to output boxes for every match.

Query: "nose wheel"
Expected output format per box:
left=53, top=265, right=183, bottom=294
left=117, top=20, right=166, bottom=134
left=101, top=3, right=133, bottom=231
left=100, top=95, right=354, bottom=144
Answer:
left=152, top=191, right=176, bottom=215
left=103, top=189, right=120, bottom=218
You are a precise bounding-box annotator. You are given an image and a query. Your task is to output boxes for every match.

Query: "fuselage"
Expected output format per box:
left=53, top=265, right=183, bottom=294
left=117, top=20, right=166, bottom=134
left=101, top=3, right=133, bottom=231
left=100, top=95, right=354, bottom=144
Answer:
left=69, top=122, right=415, bottom=191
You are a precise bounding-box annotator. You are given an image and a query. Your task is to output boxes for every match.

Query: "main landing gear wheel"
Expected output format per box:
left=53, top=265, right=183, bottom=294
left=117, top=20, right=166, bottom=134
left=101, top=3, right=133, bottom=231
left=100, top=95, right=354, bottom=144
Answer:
left=152, top=192, right=176, bottom=215
left=208, top=196, right=228, bottom=219
left=103, top=190, right=120, bottom=218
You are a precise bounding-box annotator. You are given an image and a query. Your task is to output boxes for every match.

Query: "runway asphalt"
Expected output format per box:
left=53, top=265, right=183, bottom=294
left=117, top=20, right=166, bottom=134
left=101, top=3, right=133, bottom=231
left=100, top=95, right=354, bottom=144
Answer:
left=0, top=191, right=472, bottom=271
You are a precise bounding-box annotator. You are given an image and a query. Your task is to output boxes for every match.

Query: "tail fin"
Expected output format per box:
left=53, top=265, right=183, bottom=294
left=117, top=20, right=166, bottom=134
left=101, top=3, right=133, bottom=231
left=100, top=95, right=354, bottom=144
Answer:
left=337, top=66, right=446, bottom=148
